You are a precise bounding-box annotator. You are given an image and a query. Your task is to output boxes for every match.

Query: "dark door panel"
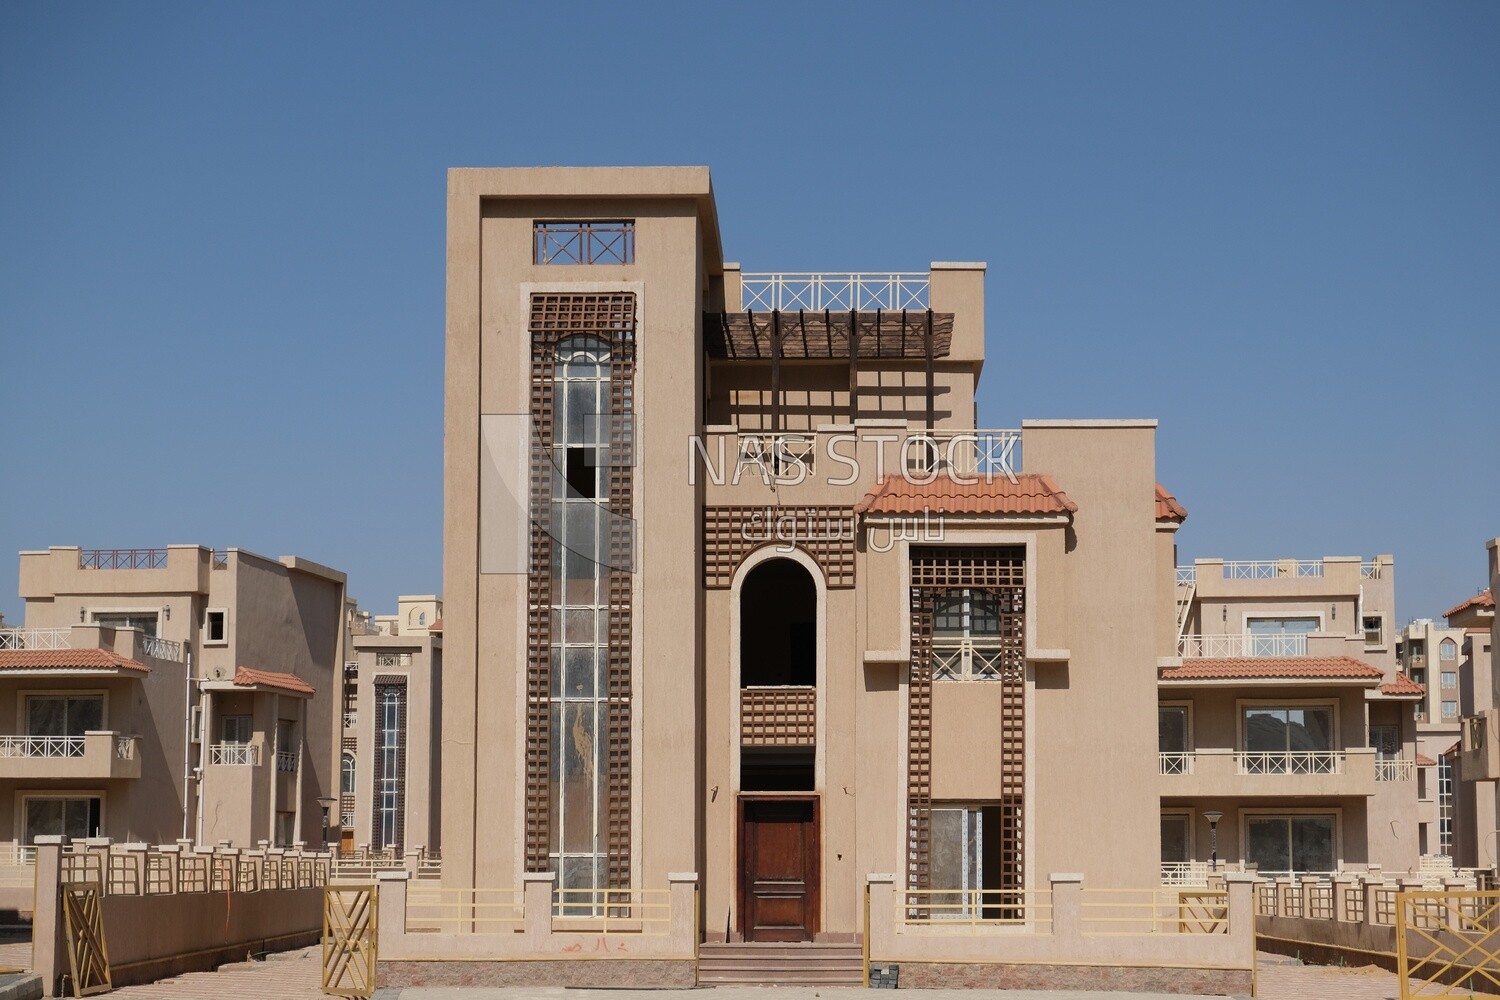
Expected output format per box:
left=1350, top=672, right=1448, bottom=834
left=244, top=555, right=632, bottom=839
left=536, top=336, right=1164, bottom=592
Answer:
left=740, top=796, right=819, bottom=942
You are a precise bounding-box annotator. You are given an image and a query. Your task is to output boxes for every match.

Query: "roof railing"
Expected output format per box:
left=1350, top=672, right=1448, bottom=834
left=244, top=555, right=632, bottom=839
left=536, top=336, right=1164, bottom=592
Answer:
left=740, top=272, right=929, bottom=311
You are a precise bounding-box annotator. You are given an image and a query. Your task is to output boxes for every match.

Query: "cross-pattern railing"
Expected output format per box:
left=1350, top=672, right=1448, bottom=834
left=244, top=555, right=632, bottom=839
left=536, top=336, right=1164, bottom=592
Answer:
left=79, top=549, right=168, bottom=570
left=905, top=429, right=1022, bottom=481
left=1221, top=559, right=1324, bottom=579
left=1160, top=862, right=1210, bottom=887
left=211, top=549, right=229, bottom=569
left=209, top=743, right=260, bottom=766
left=932, top=637, right=1019, bottom=681
left=1159, top=752, right=1195, bottom=775
left=1178, top=633, right=1308, bottom=658
left=114, top=736, right=137, bottom=760
left=0, top=735, right=85, bottom=758
left=533, top=220, right=634, bottom=265
left=1377, top=758, right=1417, bottom=782
left=139, top=635, right=183, bottom=661
left=1362, top=560, right=1382, bottom=580
left=1236, top=751, right=1343, bottom=775
left=0, top=628, right=73, bottom=650
left=1176, top=567, right=1197, bottom=585
left=741, top=272, right=929, bottom=311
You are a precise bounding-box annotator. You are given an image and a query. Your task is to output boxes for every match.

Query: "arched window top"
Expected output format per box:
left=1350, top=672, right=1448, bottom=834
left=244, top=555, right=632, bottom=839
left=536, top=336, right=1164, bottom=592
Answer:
left=554, top=335, right=611, bottom=372
left=1440, top=638, right=1458, bottom=661
left=341, top=751, right=356, bottom=794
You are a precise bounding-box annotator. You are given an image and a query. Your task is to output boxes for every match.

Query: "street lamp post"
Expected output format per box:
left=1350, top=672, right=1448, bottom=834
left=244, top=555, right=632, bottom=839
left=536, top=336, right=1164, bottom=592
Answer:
left=1204, top=810, right=1224, bottom=871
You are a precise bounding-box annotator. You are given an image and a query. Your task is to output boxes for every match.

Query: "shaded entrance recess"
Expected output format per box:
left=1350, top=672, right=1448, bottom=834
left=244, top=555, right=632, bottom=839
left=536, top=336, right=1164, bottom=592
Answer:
left=739, top=559, right=816, bottom=792
left=739, top=796, right=820, bottom=942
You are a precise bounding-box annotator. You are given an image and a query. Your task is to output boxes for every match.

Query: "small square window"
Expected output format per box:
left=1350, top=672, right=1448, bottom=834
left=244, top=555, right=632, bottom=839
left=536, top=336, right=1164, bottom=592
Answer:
left=204, top=610, right=227, bottom=644
left=1362, top=616, right=1383, bottom=647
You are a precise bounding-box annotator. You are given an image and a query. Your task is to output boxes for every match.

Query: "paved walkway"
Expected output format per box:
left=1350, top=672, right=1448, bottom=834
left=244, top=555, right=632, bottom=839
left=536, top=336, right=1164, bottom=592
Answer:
left=0, top=940, right=1446, bottom=999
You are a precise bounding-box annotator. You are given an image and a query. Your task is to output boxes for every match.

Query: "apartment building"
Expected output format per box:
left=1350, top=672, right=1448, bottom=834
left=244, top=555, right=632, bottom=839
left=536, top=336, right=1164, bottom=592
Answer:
left=0, top=545, right=344, bottom=851
left=1450, top=581, right=1497, bottom=869
left=338, top=596, right=442, bottom=854
left=1162, top=551, right=1423, bottom=875
left=1394, top=617, right=1476, bottom=858
left=440, top=166, right=1197, bottom=961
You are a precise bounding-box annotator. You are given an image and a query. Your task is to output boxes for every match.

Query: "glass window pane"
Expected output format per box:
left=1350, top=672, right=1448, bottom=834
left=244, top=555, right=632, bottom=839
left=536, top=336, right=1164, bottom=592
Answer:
left=62, top=799, right=94, bottom=840
left=1246, top=818, right=1291, bottom=874
left=565, top=648, right=595, bottom=698
left=27, top=698, right=65, bottom=737
left=1287, top=709, right=1333, bottom=751
left=560, top=702, right=597, bottom=854
left=1243, top=709, right=1287, bottom=753
left=1161, top=816, right=1190, bottom=863
left=929, top=809, right=964, bottom=890
left=1159, top=708, right=1188, bottom=753
left=1290, top=816, right=1335, bottom=872
left=24, top=799, right=63, bottom=844
left=69, top=697, right=104, bottom=735
left=969, top=595, right=1000, bottom=637
left=933, top=593, right=965, bottom=636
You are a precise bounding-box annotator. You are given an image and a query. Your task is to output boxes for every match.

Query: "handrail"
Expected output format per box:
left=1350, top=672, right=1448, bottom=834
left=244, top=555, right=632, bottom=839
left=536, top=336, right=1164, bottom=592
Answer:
left=1176, top=567, right=1196, bottom=586
left=1375, top=758, right=1416, bottom=781
left=139, top=635, right=183, bottom=661
left=208, top=743, right=261, bottom=766
left=1236, top=751, right=1343, bottom=775
left=276, top=749, right=299, bottom=773
left=0, top=628, right=73, bottom=650
left=0, top=735, right=85, bottom=758
left=740, top=272, right=929, bottom=311
left=1177, top=633, right=1308, bottom=658
left=1159, top=752, right=1194, bottom=775
left=1220, top=559, right=1325, bottom=579
left=79, top=548, right=168, bottom=570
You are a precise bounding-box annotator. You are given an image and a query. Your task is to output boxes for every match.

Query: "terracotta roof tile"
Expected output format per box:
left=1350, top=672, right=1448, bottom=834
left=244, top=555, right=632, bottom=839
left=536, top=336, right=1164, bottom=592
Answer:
left=232, top=666, right=315, bottom=696
left=1161, top=656, right=1384, bottom=682
left=1155, top=483, right=1188, bottom=522
left=0, top=648, right=150, bottom=674
left=855, top=474, right=1078, bottom=517
left=1417, top=753, right=1438, bottom=767
left=428, top=619, right=443, bottom=632
left=1445, top=741, right=1460, bottom=757
left=1445, top=590, right=1494, bottom=619
left=1380, top=672, right=1426, bottom=697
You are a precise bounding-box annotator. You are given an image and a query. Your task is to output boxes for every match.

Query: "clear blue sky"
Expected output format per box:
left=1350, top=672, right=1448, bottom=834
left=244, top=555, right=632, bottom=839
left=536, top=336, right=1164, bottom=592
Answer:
left=1, top=2, right=1495, bottom=625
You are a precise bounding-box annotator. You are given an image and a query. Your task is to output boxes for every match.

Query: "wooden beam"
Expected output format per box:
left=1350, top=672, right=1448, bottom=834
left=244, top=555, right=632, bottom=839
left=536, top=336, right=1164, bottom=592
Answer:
left=847, top=308, right=858, bottom=421
left=924, top=309, right=935, bottom=431
left=770, top=309, right=781, bottom=437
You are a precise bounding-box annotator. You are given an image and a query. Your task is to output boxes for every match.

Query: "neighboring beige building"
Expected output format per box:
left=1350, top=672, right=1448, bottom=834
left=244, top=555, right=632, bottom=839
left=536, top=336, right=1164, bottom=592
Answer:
left=1450, top=583, right=1497, bottom=869
left=1394, top=617, right=1475, bottom=857
left=337, top=596, right=442, bottom=854
left=440, top=166, right=1217, bottom=955
left=1, top=545, right=345, bottom=850
left=1162, top=550, right=1422, bottom=874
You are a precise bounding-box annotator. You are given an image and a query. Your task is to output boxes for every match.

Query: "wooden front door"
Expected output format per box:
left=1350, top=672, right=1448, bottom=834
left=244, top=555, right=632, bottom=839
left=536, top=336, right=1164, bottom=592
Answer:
left=739, top=796, right=820, bottom=942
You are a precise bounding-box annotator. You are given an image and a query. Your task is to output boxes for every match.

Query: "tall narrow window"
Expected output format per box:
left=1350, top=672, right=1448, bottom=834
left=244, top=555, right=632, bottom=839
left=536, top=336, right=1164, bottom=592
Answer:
left=527, top=294, right=636, bottom=892
left=1438, top=756, right=1454, bottom=855
left=374, top=680, right=406, bottom=851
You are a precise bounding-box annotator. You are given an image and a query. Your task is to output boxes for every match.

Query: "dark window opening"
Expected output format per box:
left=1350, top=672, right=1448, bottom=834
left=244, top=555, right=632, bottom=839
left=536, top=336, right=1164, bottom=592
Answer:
left=565, top=448, right=597, bottom=499
left=741, top=748, right=814, bottom=791
left=740, top=559, right=817, bottom=687
left=205, top=610, right=226, bottom=643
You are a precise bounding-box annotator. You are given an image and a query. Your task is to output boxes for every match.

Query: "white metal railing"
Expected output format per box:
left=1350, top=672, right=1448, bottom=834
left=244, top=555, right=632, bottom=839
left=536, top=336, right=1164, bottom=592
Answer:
left=276, top=750, right=298, bottom=773
left=0, top=628, right=73, bottom=650
left=740, top=272, right=929, bottom=312
left=1376, top=758, right=1416, bottom=782
left=139, top=635, right=183, bottom=661
left=1362, top=560, right=1382, bottom=579
left=1221, top=559, right=1324, bottom=579
left=1177, top=633, right=1308, bottom=658
left=905, top=429, right=1022, bottom=481
left=1160, top=862, right=1210, bottom=887
left=1159, top=752, right=1195, bottom=775
left=209, top=743, right=260, bottom=766
left=114, top=735, right=137, bottom=759
left=1236, top=751, right=1343, bottom=775
left=0, top=735, right=85, bottom=758
left=736, top=433, right=818, bottom=475
left=933, top=638, right=1021, bottom=681
left=1176, top=567, right=1196, bottom=586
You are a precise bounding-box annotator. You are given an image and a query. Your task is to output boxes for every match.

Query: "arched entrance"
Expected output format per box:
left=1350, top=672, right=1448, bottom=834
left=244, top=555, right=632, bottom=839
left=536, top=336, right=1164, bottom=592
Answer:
left=735, top=555, right=821, bottom=942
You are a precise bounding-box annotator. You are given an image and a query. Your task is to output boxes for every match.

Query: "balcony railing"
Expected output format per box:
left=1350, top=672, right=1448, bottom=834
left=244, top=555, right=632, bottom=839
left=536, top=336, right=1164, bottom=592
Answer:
left=79, top=548, right=168, bottom=570
left=276, top=750, right=299, bottom=773
left=1375, top=759, right=1416, bottom=781
left=1177, top=633, right=1308, bottom=658
left=740, top=686, right=816, bottom=747
left=740, top=272, right=929, bottom=312
left=0, top=628, right=73, bottom=651
left=1221, top=559, right=1325, bottom=579
left=905, top=429, right=1022, bottom=481
left=208, top=743, right=261, bottom=766
left=1465, top=715, right=1487, bottom=752
left=139, top=635, right=183, bottom=662
left=1160, top=862, right=1210, bottom=888
left=1236, top=751, right=1343, bottom=775
left=1176, top=567, right=1196, bottom=586
left=0, top=736, right=85, bottom=758
left=1159, top=752, right=1194, bottom=775
left=115, top=735, right=138, bottom=760
left=1362, top=560, right=1382, bottom=580
left=933, top=637, right=1019, bottom=681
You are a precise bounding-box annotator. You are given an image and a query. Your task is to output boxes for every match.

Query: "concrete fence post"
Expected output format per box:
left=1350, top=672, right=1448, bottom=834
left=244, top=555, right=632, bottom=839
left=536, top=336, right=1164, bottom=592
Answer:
left=667, top=872, right=698, bottom=954
left=1224, top=874, right=1256, bottom=966
left=523, top=871, right=556, bottom=948
left=1050, top=872, right=1084, bottom=943
left=1299, top=876, right=1318, bottom=918
left=376, top=870, right=409, bottom=960
left=32, top=836, right=65, bottom=996
left=1363, top=879, right=1386, bottom=925
left=158, top=842, right=181, bottom=893
left=866, top=874, right=895, bottom=961
left=124, top=843, right=148, bottom=895
left=402, top=849, right=421, bottom=876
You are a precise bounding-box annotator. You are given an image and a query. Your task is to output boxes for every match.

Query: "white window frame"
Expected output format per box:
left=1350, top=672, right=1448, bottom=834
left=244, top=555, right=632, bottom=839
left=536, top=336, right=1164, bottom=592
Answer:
left=88, top=608, right=162, bottom=637
left=931, top=588, right=1014, bottom=682
left=203, top=609, right=228, bottom=646
left=1160, top=808, right=1195, bottom=864
left=1236, top=698, right=1340, bottom=752
left=1440, top=638, right=1458, bottom=662
left=1362, top=615, right=1385, bottom=648
left=16, top=689, right=109, bottom=735
left=1239, top=807, right=1343, bottom=875
left=16, top=791, right=106, bottom=844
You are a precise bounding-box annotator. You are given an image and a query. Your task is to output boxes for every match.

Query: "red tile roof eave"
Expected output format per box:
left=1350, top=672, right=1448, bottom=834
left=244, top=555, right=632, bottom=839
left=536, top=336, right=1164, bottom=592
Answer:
left=232, top=666, right=315, bottom=696
left=1379, top=672, right=1426, bottom=698
left=1159, top=656, right=1385, bottom=684
left=1155, top=483, right=1188, bottom=523
left=0, top=649, right=151, bottom=674
left=854, top=473, right=1079, bottom=517
left=1418, top=753, right=1439, bottom=767
left=1444, top=590, right=1495, bottom=620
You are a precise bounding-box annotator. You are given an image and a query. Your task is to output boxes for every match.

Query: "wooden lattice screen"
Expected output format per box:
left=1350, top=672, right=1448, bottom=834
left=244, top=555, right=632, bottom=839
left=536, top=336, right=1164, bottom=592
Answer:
left=526, top=293, right=636, bottom=885
left=907, top=547, right=1026, bottom=890
left=703, top=506, right=856, bottom=588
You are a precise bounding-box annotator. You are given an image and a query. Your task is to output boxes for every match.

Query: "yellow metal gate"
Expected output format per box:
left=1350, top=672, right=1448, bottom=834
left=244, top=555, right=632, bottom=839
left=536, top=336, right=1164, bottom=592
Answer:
left=322, top=884, right=378, bottom=998
left=61, top=880, right=111, bottom=998
left=1397, top=890, right=1500, bottom=997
